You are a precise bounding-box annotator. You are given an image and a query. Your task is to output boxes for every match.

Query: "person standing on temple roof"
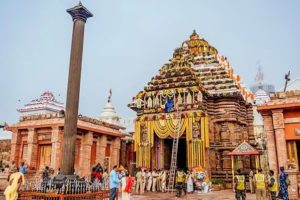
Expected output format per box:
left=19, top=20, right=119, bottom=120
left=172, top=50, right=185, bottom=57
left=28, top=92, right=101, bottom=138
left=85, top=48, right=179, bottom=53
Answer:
left=249, top=169, right=254, bottom=194
left=254, top=168, right=266, bottom=200
left=109, top=165, right=120, bottom=200
left=19, top=162, right=27, bottom=174
left=268, top=170, right=278, bottom=200
left=234, top=169, right=246, bottom=200
left=146, top=169, right=153, bottom=192
left=279, top=166, right=289, bottom=200
left=152, top=169, right=158, bottom=192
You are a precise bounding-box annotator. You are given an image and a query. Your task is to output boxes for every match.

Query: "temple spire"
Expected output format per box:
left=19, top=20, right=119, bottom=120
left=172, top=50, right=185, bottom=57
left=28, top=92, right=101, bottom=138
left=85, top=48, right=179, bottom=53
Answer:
left=108, top=88, right=112, bottom=103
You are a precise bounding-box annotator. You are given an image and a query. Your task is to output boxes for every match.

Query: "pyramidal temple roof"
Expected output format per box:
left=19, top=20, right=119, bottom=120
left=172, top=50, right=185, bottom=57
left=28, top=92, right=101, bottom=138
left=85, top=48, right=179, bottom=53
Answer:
left=18, top=91, right=64, bottom=116
left=228, top=141, right=259, bottom=155
left=129, top=31, right=253, bottom=112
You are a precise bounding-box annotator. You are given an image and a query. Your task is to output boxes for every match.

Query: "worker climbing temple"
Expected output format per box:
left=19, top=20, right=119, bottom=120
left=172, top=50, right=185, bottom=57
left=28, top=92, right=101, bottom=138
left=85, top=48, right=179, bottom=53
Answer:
left=128, top=30, right=256, bottom=180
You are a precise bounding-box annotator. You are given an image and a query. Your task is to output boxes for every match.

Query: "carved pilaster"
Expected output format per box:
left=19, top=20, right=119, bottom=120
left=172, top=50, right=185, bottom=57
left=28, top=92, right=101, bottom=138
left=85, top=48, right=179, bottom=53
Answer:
left=272, top=109, right=288, bottom=170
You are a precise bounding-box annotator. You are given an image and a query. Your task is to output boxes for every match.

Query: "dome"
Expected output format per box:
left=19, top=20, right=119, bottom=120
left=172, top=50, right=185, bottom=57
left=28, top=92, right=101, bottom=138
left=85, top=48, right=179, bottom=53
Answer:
left=254, top=89, right=270, bottom=105
left=100, top=90, right=120, bottom=125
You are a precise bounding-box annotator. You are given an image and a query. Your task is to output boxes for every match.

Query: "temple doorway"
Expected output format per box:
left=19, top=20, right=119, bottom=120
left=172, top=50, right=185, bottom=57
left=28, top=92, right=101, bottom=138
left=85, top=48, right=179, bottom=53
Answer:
left=38, top=144, right=51, bottom=169
left=163, top=138, right=187, bottom=170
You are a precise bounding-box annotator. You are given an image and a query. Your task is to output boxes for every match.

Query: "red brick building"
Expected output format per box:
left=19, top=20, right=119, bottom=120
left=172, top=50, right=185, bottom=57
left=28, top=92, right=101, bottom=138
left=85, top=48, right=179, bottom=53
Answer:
left=258, top=90, right=300, bottom=199
left=5, top=91, right=131, bottom=178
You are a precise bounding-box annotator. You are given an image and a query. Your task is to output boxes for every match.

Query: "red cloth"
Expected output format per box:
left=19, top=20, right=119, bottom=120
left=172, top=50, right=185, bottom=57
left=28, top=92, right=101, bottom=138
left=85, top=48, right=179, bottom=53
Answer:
left=95, top=172, right=102, bottom=180
left=125, top=177, right=134, bottom=193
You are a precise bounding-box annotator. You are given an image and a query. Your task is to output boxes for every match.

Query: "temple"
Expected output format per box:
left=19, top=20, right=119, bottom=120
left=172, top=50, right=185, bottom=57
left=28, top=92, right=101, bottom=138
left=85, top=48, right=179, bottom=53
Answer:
left=258, top=88, right=300, bottom=199
left=5, top=91, right=130, bottom=178
left=17, top=91, right=64, bottom=116
left=129, top=31, right=255, bottom=180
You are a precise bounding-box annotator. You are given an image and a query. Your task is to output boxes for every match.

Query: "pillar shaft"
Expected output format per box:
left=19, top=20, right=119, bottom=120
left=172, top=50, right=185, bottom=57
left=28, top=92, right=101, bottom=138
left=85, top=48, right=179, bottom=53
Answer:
left=61, top=3, right=93, bottom=175
left=27, top=128, right=38, bottom=168
left=78, top=131, right=93, bottom=178
left=272, top=109, right=288, bottom=170
left=111, top=138, right=121, bottom=168
left=96, top=135, right=107, bottom=165
left=51, top=127, right=62, bottom=171
left=10, top=130, right=21, bottom=164
left=262, top=114, right=278, bottom=173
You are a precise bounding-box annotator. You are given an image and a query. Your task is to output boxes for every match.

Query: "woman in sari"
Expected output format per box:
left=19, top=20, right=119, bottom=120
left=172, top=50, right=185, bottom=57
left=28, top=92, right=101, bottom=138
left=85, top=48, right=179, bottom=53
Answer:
left=4, top=170, right=25, bottom=200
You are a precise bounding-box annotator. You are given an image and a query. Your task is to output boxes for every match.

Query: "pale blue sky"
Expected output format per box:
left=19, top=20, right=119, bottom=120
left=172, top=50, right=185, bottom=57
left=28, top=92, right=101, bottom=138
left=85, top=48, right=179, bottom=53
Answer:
left=1, top=0, right=300, bottom=139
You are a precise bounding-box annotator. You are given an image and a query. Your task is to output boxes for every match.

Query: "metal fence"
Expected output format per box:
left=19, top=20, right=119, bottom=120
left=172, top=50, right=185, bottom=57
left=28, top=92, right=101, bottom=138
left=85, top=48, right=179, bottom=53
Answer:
left=18, top=191, right=110, bottom=200
left=17, top=177, right=112, bottom=200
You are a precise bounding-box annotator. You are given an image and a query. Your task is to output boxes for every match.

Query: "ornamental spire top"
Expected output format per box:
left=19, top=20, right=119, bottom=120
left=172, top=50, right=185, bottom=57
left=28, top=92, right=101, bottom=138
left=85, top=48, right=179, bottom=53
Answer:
left=67, top=2, right=93, bottom=22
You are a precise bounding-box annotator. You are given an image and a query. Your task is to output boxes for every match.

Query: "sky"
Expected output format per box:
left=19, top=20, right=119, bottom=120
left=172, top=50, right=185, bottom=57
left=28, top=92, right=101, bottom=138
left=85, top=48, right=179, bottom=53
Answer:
left=0, top=0, right=300, bottom=139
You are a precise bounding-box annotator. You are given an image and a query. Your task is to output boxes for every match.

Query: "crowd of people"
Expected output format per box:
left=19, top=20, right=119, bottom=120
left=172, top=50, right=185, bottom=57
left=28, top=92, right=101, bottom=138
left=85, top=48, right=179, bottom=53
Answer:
left=1, top=160, right=293, bottom=200
left=133, top=167, right=210, bottom=198
left=234, top=167, right=290, bottom=200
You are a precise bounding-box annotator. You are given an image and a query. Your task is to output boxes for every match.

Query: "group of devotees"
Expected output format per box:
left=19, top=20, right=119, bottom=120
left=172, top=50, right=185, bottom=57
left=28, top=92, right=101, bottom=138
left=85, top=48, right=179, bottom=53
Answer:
left=234, top=167, right=290, bottom=200
left=108, top=166, right=199, bottom=200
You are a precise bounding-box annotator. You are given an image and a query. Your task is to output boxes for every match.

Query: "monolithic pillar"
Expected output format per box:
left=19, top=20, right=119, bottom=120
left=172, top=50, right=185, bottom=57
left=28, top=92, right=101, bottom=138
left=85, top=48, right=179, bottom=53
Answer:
left=79, top=131, right=93, bottom=178
left=27, top=128, right=38, bottom=168
left=262, top=114, right=278, bottom=174
left=61, top=3, right=93, bottom=175
left=51, top=127, right=62, bottom=171
left=96, top=135, right=107, bottom=165
left=272, top=109, right=288, bottom=170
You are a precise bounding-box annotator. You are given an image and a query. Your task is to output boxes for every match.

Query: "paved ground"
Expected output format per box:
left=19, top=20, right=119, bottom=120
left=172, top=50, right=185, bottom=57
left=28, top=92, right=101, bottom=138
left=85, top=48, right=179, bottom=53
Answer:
left=131, top=190, right=256, bottom=200
left=0, top=190, right=256, bottom=200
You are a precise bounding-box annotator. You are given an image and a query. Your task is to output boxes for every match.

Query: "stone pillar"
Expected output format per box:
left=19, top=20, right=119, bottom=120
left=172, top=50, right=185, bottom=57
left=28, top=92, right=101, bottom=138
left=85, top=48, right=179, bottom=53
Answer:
left=111, top=138, right=121, bottom=168
left=51, top=127, right=62, bottom=171
left=78, top=131, right=93, bottom=178
left=272, top=109, right=288, bottom=170
left=286, top=170, right=299, bottom=199
left=61, top=2, right=93, bottom=175
left=27, top=128, right=38, bottom=169
left=262, top=114, right=278, bottom=174
left=96, top=135, right=107, bottom=165
left=10, top=130, right=21, bottom=164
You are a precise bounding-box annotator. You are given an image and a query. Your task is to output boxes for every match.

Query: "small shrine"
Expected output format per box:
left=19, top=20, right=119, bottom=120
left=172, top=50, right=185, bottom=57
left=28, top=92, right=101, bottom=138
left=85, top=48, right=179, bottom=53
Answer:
left=129, top=30, right=255, bottom=180
left=228, top=141, right=260, bottom=183
left=17, top=91, right=64, bottom=116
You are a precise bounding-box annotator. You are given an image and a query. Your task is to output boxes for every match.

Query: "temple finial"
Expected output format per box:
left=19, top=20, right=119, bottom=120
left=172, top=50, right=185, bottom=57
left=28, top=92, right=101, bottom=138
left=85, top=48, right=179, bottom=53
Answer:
left=108, top=88, right=112, bottom=103
left=190, top=29, right=199, bottom=39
